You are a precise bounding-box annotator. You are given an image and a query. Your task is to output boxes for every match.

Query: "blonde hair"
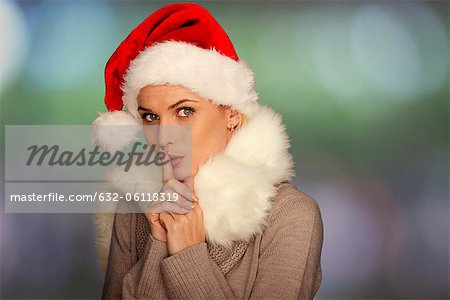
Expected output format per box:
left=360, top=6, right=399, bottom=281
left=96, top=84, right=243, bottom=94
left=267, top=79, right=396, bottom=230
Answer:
left=239, top=113, right=248, bottom=128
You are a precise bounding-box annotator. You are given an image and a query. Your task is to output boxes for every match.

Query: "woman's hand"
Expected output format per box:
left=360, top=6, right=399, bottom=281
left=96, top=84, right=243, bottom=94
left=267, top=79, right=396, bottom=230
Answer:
left=159, top=197, right=205, bottom=255
left=146, top=212, right=169, bottom=243
left=145, top=149, right=194, bottom=243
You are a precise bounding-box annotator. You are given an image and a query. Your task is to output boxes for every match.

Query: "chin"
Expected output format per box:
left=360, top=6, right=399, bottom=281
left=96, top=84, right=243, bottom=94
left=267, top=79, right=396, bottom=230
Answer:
left=173, top=159, right=193, bottom=181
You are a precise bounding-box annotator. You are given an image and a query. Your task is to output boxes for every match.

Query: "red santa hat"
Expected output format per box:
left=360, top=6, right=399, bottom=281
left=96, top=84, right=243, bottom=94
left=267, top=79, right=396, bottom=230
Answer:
left=91, top=3, right=259, bottom=152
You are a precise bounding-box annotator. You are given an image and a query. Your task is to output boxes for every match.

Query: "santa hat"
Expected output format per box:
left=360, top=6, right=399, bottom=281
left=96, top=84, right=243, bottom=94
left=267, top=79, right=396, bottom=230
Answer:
left=91, top=3, right=259, bottom=152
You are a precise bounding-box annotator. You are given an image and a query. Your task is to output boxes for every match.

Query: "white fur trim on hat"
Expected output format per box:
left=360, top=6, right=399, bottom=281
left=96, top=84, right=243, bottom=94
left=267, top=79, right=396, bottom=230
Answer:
left=122, top=40, right=260, bottom=118
left=90, top=110, right=142, bottom=153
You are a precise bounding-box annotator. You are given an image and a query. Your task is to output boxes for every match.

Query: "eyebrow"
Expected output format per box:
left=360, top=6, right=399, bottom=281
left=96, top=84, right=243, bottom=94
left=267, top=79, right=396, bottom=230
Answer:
left=138, top=99, right=199, bottom=112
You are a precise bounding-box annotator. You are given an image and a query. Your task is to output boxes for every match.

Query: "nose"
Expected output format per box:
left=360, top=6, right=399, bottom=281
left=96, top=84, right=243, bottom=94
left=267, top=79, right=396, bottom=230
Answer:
left=157, top=118, right=175, bottom=150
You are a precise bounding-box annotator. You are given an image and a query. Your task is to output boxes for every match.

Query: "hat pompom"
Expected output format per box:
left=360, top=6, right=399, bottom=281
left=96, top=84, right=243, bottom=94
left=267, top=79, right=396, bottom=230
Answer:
left=90, top=110, right=142, bottom=153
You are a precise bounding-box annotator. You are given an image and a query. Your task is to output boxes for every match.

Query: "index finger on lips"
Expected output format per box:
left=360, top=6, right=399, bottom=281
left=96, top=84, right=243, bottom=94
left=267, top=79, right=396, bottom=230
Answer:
left=161, top=148, right=175, bottom=183
left=164, top=181, right=193, bottom=204
left=181, top=175, right=195, bottom=202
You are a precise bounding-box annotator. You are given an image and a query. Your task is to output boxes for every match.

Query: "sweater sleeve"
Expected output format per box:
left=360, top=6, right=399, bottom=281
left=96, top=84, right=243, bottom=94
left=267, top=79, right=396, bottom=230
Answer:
left=249, top=191, right=324, bottom=300
left=101, top=201, right=169, bottom=299
left=122, top=234, right=169, bottom=299
left=160, top=241, right=237, bottom=299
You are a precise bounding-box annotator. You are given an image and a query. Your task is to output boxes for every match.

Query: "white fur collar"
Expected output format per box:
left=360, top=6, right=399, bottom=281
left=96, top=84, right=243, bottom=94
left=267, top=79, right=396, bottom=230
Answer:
left=94, top=104, right=294, bottom=270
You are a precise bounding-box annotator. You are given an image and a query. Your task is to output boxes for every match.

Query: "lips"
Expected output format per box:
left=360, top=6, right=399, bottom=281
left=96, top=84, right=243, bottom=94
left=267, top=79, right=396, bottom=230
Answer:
left=168, top=154, right=185, bottom=167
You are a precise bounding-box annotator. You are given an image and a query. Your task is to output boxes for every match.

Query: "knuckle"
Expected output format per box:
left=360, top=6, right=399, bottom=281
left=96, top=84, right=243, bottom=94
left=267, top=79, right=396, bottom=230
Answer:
left=163, top=178, right=178, bottom=185
left=171, top=222, right=181, bottom=231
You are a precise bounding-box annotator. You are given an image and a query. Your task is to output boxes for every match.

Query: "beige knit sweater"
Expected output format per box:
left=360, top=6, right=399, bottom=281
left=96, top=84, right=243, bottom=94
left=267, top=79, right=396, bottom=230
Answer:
left=101, top=181, right=323, bottom=299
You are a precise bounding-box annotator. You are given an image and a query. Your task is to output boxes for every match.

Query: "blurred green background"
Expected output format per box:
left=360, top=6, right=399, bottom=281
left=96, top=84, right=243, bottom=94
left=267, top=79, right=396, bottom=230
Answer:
left=1, top=0, right=448, bottom=299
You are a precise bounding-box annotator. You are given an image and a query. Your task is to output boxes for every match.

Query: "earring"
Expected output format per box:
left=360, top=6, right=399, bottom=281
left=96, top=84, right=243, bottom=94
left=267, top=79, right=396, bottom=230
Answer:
left=228, top=124, right=236, bottom=132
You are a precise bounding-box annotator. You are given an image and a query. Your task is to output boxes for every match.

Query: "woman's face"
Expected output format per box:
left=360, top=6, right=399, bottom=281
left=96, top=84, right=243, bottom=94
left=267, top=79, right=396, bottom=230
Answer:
left=137, top=84, right=241, bottom=181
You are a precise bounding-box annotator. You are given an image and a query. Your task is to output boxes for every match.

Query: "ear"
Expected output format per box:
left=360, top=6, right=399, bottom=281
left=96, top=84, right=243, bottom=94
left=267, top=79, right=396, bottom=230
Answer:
left=224, top=107, right=242, bottom=128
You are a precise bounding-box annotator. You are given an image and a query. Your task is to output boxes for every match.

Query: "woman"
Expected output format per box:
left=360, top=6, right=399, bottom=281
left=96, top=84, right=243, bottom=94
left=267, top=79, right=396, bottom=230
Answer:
left=91, top=3, right=323, bottom=299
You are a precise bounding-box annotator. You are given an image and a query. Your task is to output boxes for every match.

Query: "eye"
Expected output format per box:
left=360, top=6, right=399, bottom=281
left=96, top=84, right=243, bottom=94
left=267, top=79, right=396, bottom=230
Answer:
left=177, top=106, right=195, bottom=118
left=141, top=112, right=159, bottom=123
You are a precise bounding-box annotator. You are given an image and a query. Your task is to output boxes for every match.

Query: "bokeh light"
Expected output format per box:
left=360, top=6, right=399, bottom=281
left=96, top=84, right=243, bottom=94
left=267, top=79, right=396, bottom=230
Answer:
left=25, top=1, right=116, bottom=89
left=0, top=0, right=28, bottom=92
